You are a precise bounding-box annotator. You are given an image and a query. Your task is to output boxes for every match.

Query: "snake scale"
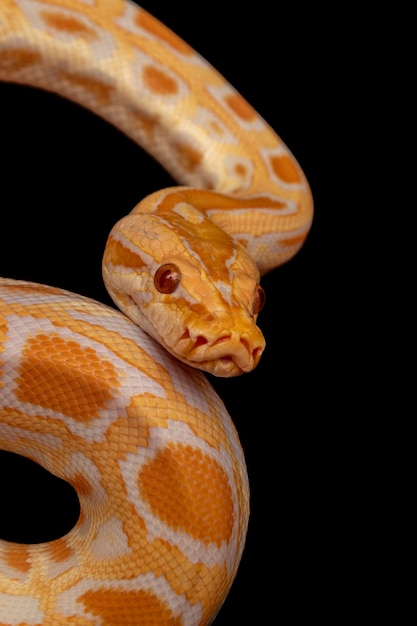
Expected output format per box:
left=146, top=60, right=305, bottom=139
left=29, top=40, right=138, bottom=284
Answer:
left=0, top=1, right=313, bottom=624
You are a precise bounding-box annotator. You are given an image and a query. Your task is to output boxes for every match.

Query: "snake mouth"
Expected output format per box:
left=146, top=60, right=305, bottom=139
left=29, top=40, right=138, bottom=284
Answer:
left=176, top=330, right=264, bottom=377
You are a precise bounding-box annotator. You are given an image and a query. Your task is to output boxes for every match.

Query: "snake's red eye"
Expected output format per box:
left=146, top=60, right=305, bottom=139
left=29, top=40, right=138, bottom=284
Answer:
left=154, top=263, right=181, bottom=294
left=253, top=284, right=266, bottom=315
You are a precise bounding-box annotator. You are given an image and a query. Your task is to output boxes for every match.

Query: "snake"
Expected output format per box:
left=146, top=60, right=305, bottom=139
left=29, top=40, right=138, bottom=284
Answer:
left=0, top=0, right=313, bottom=624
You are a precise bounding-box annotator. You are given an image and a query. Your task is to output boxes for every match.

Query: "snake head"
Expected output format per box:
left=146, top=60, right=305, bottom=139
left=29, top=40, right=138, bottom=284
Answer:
left=103, top=203, right=266, bottom=377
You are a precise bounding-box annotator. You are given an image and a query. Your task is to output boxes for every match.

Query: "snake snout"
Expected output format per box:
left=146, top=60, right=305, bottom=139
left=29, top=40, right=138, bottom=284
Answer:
left=181, top=326, right=265, bottom=376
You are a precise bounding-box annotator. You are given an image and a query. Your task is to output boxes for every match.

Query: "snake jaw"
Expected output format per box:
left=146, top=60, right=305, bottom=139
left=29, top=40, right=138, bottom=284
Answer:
left=174, top=322, right=265, bottom=377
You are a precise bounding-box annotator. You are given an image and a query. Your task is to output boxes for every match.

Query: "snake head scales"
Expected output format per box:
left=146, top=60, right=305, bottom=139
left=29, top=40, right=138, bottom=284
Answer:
left=102, top=188, right=266, bottom=377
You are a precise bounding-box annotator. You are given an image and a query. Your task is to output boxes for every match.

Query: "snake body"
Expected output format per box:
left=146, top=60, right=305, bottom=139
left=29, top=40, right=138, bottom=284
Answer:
left=0, top=1, right=313, bottom=624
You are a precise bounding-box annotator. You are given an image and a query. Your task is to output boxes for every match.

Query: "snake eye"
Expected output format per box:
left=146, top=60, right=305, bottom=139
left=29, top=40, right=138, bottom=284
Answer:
left=253, top=284, right=266, bottom=315
left=154, top=263, right=181, bottom=294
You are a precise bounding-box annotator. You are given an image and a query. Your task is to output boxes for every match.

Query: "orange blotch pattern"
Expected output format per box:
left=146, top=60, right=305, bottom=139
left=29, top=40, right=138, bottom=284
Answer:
left=59, top=72, right=114, bottom=106
left=143, top=65, right=178, bottom=96
left=209, top=119, right=225, bottom=136
left=71, top=472, right=94, bottom=497
left=132, top=109, right=160, bottom=138
left=40, top=10, right=97, bottom=39
left=174, top=142, right=203, bottom=173
left=16, top=333, right=118, bottom=421
left=234, top=162, right=247, bottom=177
left=270, top=154, right=301, bottom=184
left=4, top=545, right=31, bottom=573
left=138, top=443, right=234, bottom=547
left=225, top=93, right=256, bottom=122
left=136, top=10, right=193, bottom=56
left=0, top=48, right=41, bottom=72
left=79, top=588, right=183, bottom=625
left=47, top=538, right=74, bottom=563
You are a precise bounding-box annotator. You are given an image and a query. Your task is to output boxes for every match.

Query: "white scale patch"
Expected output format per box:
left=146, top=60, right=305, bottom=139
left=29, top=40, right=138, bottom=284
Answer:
left=211, top=279, right=233, bottom=304
left=212, top=247, right=238, bottom=304
left=0, top=424, right=63, bottom=473
left=89, top=517, right=132, bottom=561
left=46, top=550, right=77, bottom=581
left=223, top=153, right=255, bottom=191
left=208, top=199, right=300, bottom=221
left=192, top=106, right=239, bottom=146
left=67, top=451, right=108, bottom=508
left=235, top=220, right=311, bottom=260
left=172, top=202, right=205, bottom=224
left=0, top=282, right=82, bottom=306
left=0, top=592, right=44, bottom=624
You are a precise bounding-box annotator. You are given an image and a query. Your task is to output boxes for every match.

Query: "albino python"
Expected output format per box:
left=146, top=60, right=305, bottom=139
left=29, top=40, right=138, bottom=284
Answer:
left=0, top=0, right=313, bottom=624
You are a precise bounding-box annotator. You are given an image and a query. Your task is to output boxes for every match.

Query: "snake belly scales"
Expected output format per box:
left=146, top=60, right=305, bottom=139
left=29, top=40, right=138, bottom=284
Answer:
left=0, top=1, right=313, bottom=624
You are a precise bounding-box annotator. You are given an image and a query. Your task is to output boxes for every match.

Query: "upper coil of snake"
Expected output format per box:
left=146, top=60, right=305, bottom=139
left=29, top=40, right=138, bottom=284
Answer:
left=0, top=1, right=313, bottom=624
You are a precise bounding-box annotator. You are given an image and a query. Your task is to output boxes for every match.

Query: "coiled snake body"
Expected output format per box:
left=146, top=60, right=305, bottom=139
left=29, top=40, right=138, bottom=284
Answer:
left=0, top=1, right=313, bottom=624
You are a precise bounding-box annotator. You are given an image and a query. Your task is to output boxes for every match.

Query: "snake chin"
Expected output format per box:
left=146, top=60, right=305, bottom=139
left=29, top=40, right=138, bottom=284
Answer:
left=200, top=357, right=246, bottom=378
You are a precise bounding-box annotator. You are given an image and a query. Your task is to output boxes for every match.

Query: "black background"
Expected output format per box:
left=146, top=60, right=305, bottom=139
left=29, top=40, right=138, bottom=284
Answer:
left=0, top=1, right=346, bottom=623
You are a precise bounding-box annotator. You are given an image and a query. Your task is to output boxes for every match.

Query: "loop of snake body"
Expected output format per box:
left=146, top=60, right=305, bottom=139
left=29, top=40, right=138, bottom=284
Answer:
left=0, top=1, right=313, bottom=624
